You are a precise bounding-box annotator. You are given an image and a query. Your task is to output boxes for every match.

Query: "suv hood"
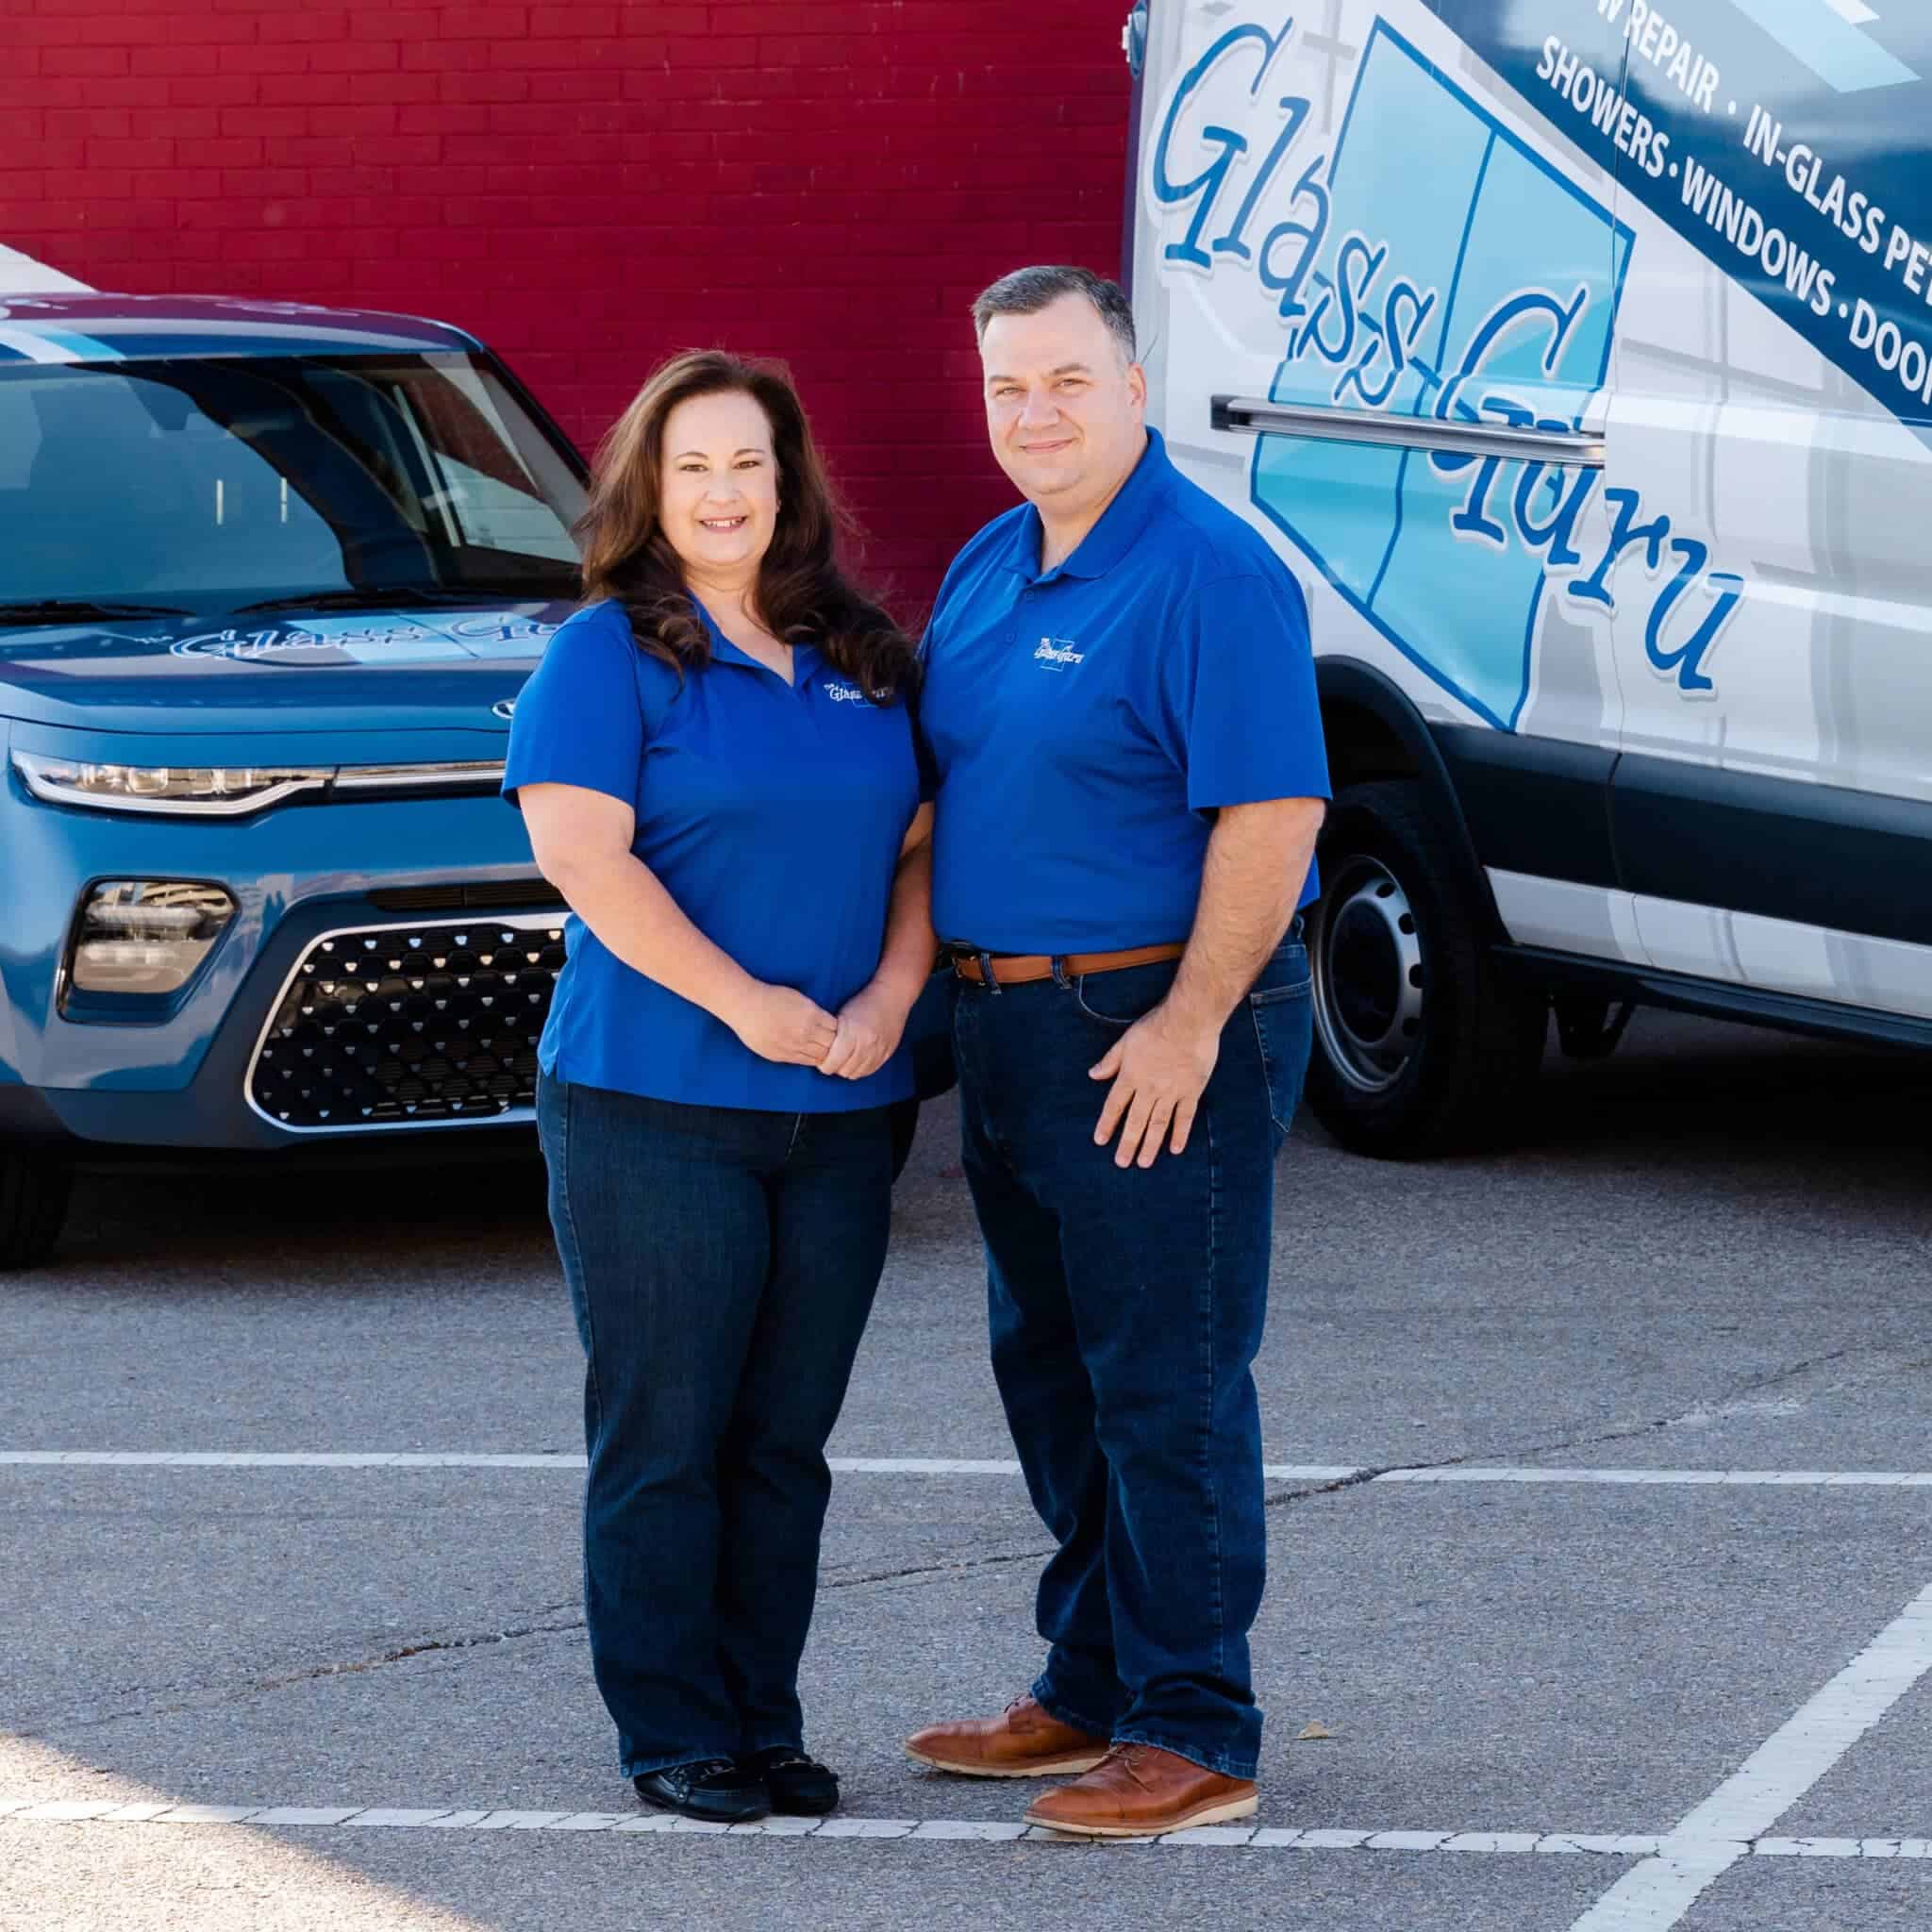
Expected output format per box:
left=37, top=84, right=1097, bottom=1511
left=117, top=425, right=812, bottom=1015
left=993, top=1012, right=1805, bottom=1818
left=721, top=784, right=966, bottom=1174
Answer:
left=0, top=599, right=575, bottom=738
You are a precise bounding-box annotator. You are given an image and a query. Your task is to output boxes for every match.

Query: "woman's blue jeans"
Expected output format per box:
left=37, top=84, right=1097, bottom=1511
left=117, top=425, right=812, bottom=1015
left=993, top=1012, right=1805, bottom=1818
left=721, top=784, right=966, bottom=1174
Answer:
left=950, top=933, right=1312, bottom=1780
left=535, top=1076, right=892, bottom=1778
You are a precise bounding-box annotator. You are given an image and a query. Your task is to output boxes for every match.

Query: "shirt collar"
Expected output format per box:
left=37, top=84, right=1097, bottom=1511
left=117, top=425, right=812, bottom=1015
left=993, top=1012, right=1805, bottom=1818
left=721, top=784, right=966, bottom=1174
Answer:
left=1002, top=427, right=1175, bottom=584
left=691, top=595, right=820, bottom=679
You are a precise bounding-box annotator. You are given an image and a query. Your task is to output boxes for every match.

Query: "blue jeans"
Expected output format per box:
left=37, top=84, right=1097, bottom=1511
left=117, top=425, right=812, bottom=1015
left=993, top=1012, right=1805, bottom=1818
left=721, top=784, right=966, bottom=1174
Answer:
left=951, top=933, right=1311, bottom=1779
left=535, top=1076, right=892, bottom=1778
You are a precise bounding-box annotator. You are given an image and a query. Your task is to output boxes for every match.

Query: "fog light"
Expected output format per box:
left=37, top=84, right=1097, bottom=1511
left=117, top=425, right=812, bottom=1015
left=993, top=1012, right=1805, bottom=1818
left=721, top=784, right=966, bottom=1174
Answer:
left=70, top=881, right=237, bottom=996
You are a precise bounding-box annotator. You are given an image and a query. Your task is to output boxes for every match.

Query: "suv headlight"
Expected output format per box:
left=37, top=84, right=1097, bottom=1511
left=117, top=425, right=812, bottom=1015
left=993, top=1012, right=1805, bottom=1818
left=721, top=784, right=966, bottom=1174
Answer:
left=15, top=754, right=329, bottom=815
left=68, top=881, right=238, bottom=997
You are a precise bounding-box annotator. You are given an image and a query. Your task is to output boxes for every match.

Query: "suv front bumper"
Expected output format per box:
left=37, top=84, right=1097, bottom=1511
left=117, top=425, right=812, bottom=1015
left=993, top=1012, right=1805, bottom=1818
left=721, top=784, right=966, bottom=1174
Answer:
left=3, top=779, right=568, bottom=1156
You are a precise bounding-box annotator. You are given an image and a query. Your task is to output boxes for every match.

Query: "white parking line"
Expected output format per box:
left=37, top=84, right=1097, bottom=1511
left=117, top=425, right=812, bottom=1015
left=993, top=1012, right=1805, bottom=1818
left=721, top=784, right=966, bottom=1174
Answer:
left=0, top=1452, right=589, bottom=1469
left=0, top=1451, right=1358, bottom=1479
left=8, top=1453, right=1932, bottom=1489
left=1386, top=1467, right=1932, bottom=1489
left=6, top=1802, right=1932, bottom=1860
left=1567, top=1581, right=1932, bottom=1929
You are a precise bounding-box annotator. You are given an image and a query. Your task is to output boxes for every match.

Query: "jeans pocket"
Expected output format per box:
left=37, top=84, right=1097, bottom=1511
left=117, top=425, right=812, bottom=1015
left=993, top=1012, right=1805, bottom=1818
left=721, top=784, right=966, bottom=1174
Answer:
left=1074, top=958, right=1182, bottom=1026
left=1248, top=970, right=1312, bottom=1141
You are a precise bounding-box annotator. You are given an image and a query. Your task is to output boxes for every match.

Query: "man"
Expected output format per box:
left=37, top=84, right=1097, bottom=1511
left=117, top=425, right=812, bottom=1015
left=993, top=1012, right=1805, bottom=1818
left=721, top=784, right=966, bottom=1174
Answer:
left=905, top=266, right=1329, bottom=1837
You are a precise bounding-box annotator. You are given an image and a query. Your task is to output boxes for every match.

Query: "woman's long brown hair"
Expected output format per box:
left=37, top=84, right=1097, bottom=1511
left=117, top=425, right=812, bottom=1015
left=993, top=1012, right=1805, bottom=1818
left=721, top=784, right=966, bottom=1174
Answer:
left=575, top=350, right=918, bottom=704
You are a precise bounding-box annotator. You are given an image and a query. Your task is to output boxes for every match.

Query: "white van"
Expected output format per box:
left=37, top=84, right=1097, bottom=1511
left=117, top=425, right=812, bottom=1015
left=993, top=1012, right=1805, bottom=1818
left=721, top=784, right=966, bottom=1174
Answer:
left=1125, top=0, right=1932, bottom=1153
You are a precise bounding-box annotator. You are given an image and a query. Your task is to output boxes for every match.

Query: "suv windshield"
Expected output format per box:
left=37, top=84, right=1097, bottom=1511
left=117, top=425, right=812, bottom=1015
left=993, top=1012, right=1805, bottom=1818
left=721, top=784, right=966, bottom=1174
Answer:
left=0, top=352, right=587, bottom=609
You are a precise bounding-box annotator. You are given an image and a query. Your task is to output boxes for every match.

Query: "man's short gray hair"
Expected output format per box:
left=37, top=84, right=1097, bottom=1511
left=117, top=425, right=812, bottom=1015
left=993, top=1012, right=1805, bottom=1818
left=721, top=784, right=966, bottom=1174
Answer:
left=971, top=266, right=1138, bottom=365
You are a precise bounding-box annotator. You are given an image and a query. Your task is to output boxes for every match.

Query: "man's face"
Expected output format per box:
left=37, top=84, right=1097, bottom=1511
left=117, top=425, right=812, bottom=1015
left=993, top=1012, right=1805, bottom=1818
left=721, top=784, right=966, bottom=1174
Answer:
left=979, top=293, right=1147, bottom=515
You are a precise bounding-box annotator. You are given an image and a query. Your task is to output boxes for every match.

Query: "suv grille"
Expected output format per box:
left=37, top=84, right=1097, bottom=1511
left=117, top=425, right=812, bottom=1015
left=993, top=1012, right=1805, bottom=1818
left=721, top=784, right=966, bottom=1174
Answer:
left=248, top=915, right=568, bottom=1131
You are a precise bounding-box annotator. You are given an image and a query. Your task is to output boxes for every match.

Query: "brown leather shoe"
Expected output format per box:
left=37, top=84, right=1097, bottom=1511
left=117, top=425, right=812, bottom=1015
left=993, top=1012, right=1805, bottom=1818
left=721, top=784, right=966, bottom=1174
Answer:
left=1023, top=1742, right=1258, bottom=1838
left=905, top=1695, right=1108, bottom=1778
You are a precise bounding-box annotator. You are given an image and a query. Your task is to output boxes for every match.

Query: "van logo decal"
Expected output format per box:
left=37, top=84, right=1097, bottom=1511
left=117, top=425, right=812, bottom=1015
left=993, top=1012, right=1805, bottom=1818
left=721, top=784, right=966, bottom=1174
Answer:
left=1146, top=15, right=1747, bottom=726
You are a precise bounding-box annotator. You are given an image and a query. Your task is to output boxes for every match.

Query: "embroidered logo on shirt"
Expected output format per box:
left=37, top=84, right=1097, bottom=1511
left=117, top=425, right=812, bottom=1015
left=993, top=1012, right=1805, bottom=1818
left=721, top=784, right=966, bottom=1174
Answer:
left=824, top=679, right=870, bottom=703
left=1034, top=637, right=1084, bottom=669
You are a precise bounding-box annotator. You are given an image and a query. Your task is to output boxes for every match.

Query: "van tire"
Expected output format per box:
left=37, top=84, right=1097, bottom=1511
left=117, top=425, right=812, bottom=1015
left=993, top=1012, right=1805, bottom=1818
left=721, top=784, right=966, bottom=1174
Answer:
left=1306, top=780, right=1545, bottom=1157
left=0, top=1147, right=71, bottom=1272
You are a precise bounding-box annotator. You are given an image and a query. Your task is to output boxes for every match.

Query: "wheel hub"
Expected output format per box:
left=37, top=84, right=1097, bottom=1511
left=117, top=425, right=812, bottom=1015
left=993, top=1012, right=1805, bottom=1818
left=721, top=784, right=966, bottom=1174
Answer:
left=1311, top=858, right=1424, bottom=1093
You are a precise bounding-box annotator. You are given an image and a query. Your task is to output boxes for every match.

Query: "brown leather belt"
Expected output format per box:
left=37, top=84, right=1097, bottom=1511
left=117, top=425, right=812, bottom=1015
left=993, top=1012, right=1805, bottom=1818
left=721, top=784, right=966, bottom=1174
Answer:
left=950, top=941, right=1186, bottom=987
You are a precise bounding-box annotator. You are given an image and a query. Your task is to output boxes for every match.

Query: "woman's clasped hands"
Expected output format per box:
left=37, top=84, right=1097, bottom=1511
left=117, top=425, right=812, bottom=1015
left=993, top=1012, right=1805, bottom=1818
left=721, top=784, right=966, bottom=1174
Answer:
left=818, top=979, right=912, bottom=1082
left=724, top=978, right=909, bottom=1081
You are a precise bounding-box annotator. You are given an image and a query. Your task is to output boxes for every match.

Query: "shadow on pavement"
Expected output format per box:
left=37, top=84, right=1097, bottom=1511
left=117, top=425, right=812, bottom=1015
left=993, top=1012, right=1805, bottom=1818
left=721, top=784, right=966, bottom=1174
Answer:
left=40, top=1011, right=1932, bottom=1277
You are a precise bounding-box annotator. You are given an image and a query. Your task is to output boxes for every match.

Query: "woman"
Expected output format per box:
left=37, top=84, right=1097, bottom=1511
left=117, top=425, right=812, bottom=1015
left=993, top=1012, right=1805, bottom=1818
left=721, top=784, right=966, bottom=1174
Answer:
left=504, top=351, right=933, bottom=1824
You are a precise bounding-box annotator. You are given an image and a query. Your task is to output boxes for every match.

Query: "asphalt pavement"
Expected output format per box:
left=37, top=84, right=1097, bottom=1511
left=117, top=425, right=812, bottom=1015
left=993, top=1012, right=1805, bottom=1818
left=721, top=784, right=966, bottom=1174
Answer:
left=5, top=1010, right=1931, bottom=1931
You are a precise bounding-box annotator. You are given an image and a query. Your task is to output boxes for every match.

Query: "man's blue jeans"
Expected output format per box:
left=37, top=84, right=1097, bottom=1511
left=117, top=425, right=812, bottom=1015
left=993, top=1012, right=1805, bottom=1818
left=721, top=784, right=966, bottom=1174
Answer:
left=536, top=1076, right=892, bottom=1778
left=951, top=934, right=1311, bottom=1779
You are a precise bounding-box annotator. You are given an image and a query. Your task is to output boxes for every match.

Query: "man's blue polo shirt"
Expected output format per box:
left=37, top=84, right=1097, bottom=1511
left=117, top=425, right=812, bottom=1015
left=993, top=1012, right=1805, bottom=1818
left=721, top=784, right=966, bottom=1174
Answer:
left=503, top=597, right=920, bottom=1112
left=920, top=428, right=1329, bottom=954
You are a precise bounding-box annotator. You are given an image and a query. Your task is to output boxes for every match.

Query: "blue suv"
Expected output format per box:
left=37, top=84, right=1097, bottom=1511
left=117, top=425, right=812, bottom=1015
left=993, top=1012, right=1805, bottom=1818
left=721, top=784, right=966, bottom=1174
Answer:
left=0, top=294, right=596, bottom=1267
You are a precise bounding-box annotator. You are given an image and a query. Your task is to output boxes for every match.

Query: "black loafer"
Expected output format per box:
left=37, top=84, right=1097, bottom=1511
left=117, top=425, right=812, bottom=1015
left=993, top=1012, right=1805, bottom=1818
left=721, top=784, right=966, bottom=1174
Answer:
left=740, top=1746, right=840, bottom=1817
left=633, top=1757, right=770, bottom=1824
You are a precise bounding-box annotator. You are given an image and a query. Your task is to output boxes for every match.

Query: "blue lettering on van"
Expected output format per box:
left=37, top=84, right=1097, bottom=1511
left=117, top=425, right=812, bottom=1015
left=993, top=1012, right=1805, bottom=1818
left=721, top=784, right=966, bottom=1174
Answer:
left=1145, top=16, right=1747, bottom=724
left=1149, top=15, right=1331, bottom=320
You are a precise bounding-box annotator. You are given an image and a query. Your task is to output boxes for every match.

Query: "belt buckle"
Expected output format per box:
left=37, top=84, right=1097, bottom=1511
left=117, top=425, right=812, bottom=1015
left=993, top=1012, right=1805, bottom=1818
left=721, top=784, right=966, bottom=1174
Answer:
left=945, top=945, right=1002, bottom=990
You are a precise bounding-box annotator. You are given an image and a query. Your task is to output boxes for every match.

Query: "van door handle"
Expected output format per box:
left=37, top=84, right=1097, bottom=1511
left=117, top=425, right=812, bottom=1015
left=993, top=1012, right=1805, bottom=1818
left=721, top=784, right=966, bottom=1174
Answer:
left=1210, top=394, right=1606, bottom=469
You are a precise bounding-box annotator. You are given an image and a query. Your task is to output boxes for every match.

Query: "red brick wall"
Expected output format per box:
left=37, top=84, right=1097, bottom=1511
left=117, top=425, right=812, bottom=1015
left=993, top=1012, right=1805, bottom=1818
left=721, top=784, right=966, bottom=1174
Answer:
left=0, top=0, right=1133, bottom=614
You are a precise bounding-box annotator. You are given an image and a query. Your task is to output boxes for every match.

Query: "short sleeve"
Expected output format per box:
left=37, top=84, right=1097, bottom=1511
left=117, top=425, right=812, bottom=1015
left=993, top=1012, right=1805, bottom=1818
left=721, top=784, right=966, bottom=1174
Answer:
left=1155, top=570, right=1331, bottom=812
left=501, top=602, right=647, bottom=812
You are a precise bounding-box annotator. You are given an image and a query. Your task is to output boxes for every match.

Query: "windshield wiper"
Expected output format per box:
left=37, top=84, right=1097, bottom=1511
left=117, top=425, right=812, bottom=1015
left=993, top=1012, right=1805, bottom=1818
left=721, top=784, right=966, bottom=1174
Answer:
left=0, top=598, right=194, bottom=625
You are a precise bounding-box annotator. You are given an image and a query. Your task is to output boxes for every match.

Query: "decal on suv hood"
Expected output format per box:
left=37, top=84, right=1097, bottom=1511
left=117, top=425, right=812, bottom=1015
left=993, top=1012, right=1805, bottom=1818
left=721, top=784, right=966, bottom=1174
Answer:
left=169, top=611, right=561, bottom=668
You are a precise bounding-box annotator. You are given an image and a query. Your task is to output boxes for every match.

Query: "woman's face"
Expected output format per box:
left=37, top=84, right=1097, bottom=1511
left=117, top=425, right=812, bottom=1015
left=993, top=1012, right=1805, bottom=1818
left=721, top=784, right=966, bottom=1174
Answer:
left=656, top=389, right=781, bottom=589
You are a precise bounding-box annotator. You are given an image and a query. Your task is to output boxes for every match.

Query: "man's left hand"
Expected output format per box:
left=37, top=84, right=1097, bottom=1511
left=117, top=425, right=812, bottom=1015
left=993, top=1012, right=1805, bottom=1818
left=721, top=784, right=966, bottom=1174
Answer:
left=1090, top=1004, right=1222, bottom=1168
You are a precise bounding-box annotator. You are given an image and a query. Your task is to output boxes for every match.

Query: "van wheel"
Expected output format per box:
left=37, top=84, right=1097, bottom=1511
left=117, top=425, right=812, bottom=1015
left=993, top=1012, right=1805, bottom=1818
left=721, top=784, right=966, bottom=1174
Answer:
left=1306, top=780, right=1545, bottom=1157
left=0, top=1147, right=72, bottom=1272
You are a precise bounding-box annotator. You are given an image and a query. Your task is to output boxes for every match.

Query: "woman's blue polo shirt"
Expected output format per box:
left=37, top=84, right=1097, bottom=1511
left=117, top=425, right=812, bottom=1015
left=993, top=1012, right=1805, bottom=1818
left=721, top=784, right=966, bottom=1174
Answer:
left=502, top=597, right=920, bottom=1112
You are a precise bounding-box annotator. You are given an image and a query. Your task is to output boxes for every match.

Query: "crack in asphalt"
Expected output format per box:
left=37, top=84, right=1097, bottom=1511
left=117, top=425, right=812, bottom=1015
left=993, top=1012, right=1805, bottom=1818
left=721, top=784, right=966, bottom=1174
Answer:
left=1259, top=1346, right=1867, bottom=1509
left=291, top=1607, right=589, bottom=1677
left=824, top=1543, right=1055, bottom=1591
left=24, top=1602, right=587, bottom=1737
left=1520, top=1344, right=1861, bottom=1457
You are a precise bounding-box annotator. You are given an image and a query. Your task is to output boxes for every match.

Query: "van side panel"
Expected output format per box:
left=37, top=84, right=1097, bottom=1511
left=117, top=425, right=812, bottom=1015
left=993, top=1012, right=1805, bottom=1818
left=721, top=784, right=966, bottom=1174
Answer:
left=1602, top=4, right=1932, bottom=798
left=1133, top=1, right=1932, bottom=1027
left=1581, top=3, right=1932, bottom=1006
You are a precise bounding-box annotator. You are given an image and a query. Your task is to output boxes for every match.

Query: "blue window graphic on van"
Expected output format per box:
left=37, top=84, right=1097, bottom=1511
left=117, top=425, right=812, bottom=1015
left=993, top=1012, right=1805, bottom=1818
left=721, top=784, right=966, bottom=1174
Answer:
left=1249, top=23, right=1632, bottom=731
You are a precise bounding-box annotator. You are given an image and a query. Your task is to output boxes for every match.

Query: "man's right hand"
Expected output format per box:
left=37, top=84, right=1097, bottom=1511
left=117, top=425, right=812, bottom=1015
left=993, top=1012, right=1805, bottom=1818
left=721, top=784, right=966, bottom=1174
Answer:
left=725, top=982, right=841, bottom=1067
